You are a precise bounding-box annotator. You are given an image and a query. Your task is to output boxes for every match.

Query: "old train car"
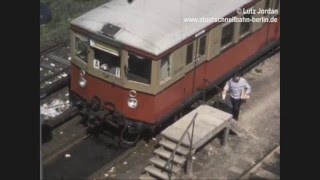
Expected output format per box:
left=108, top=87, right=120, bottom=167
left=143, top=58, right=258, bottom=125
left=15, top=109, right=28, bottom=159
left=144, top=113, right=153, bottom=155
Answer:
left=69, top=0, right=280, bottom=143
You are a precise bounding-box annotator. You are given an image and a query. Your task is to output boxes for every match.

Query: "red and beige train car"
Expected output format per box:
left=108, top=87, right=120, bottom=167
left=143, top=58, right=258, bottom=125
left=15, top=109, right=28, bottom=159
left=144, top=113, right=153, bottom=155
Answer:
left=69, top=0, right=280, bottom=140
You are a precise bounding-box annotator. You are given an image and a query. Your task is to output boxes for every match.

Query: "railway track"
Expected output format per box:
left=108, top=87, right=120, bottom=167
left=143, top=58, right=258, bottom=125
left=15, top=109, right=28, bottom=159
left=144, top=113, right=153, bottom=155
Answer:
left=40, top=42, right=73, bottom=134
left=42, top=114, right=143, bottom=180
left=40, top=42, right=70, bottom=100
left=238, top=145, right=280, bottom=179
left=40, top=41, right=65, bottom=54
left=42, top=115, right=88, bottom=165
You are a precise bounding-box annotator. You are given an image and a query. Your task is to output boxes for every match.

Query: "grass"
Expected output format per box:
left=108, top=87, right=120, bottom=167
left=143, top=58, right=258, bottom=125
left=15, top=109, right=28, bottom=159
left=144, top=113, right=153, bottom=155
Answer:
left=40, top=0, right=111, bottom=49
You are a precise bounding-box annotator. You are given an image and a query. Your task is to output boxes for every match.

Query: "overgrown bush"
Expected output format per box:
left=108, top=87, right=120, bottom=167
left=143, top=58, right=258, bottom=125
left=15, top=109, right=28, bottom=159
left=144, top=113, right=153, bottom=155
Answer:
left=40, top=0, right=110, bottom=49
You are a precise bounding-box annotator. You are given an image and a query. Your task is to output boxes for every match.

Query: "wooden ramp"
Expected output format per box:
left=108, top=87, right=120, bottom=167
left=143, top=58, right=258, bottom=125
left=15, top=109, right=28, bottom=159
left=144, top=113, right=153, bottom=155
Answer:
left=161, top=104, right=232, bottom=150
left=140, top=105, right=233, bottom=180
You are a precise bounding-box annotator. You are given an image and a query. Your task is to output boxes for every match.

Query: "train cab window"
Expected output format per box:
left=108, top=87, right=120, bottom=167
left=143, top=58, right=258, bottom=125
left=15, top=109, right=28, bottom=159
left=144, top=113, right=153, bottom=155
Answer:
left=198, top=35, right=207, bottom=56
left=75, top=36, right=89, bottom=63
left=93, top=47, right=121, bottom=77
left=160, top=55, right=172, bottom=83
left=221, top=22, right=235, bottom=48
left=128, top=53, right=151, bottom=84
left=240, top=14, right=252, bottom=37
left=186, top=43, right=194, bottom=64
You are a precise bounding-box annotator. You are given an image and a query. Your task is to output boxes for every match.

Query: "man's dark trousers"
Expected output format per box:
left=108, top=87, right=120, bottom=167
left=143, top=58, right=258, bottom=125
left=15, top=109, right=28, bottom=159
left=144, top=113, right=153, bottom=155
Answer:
left=231, top=97, right=243, bottom=120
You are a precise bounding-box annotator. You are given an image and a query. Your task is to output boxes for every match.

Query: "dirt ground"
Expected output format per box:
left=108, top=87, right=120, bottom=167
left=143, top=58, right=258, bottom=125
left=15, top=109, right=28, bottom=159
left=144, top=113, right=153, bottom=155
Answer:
left=90, top=52, right=280, bottom=180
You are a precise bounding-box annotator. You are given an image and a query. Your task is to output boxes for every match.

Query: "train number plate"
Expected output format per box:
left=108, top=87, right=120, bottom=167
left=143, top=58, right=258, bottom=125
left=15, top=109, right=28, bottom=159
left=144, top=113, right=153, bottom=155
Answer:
left=93, top=59, right=100, bottom=69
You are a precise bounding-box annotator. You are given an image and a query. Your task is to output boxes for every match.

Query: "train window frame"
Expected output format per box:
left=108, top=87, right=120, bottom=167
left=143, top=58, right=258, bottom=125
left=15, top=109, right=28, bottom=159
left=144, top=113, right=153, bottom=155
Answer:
left=272, top=0, right=280, bottom=17
left=186, top=42, right=194, bottom=65
left=274, top=0, right=279, bottom=10
left=160, top=54, right=172, bottom=85
left=74, top=34, right=89, bottom=63
left=264, top=0, right=272, bottom=18
left=220, top=22, right=235, bottom=50
left=265, top=0, right=271, bottom=9
left=92, top=47, right=121, bottom=78
left=239, top=13, right=253, bottom=39
left=127, top=53, right=152, bottom=85
left=198, top=35, right=207, bottom=57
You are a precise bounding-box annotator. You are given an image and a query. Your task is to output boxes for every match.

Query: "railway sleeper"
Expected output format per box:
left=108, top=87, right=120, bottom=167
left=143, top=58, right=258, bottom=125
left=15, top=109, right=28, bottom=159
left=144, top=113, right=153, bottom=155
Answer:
left=260, top=162, right=280, bottom=177
left=250, top=168, right=280, bottom=180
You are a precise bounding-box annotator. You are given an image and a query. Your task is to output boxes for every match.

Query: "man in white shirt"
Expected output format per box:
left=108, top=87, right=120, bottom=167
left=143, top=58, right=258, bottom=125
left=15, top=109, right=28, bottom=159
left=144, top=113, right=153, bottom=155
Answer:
left=222, top=73, right=251, bottom=120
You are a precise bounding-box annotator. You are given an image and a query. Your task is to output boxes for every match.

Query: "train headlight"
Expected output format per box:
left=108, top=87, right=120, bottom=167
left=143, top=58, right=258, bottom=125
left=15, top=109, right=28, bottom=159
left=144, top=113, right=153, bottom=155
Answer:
left=127, top=97, right=138, bottom=108
left=79, top=77, right=87, bottom=88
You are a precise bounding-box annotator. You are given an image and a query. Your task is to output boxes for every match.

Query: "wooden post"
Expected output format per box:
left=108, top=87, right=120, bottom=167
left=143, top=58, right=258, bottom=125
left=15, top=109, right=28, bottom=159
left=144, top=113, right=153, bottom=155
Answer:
left=223, top=125, right=230, bottom=146
left=187, top=117, right=196, bottom=178
left=187, top=152, right=193, bottom=177
left=202, top=89, right=206, bottom=102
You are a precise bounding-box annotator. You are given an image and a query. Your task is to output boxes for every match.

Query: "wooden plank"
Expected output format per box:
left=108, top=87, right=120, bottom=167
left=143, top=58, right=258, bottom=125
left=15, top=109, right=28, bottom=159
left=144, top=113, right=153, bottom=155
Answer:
left=190, top=120, right=218, bottom=138
left=201, top=106, right=232, bottom=120
left=161, top=105, right=232, bottom=148
left=154, top=148, right=186, bottom=165
left=40, top=63, right=54, bottom=70
left=193, top=120, right=231, bottom=149
left=161, top=125, right=211, bottom=143
left=159, top=138, right=189, bottom=156
left=162, top=113, right=223, bottom=138
left=149, top=156, right=181, bottom=174
left=139, top=174, right=156, bottom=180
left=197, top=113, right=225, bottom=125
left=162, top=121, right=231, bottom=148
left=48, top=53, right=71, bottom=66
left=254, top=169, right=280, bottom=179
left=161, top=126, right=202, bottom=146
left=182, top=107, right=227, bottom=124
left=193, top=105, right=232, bottom=120
left=145, top=165, right=173, bottom=179
left=167, top=105, right=228, bottom=129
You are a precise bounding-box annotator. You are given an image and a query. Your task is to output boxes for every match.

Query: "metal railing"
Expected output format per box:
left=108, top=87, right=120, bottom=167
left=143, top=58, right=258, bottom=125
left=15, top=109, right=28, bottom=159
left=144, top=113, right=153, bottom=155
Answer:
left=163, top=112, right=198, bottom=180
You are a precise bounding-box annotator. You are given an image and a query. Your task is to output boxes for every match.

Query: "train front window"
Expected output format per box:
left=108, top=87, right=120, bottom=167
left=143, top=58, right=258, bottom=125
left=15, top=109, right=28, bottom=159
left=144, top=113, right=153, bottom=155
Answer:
left=75, top=36, right=89, bottom=63
left=186, top=43, right=194, bottom=64
left=127, top=53, right=151, bottom=84
left=199, top=35, right=207, bottom=56
left=93, top=47, right=121, bottom=77
left=160, top=55, right=172, bottom=83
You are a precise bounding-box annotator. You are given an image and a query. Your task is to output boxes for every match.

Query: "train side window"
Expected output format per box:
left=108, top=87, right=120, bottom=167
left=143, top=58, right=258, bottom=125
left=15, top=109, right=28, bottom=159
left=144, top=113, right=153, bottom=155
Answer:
left=265, top=0, right=271, bottom=9
left=160, top=55, right=172, bottom=83
left=221, top=22, right=235, bottom=48
left=198, top=35, right=207, bottom=56
left=93, top=48, right=121, bottom=77
left=274, top=0, right=279, bottom=9
left=240, top=14, right=253, bottom=37
left=186, top=43, right=194, bottom=64
left=264, top=0, right=271, bottom=17
left=127, top=53, right=151, bottom=84
left=75, top=36, right=89, bottom=63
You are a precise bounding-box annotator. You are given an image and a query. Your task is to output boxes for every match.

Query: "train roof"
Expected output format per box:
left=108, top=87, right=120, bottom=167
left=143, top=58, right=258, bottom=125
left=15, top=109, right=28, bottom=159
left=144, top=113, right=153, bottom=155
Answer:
left=71, top=0, right=251, bottom=56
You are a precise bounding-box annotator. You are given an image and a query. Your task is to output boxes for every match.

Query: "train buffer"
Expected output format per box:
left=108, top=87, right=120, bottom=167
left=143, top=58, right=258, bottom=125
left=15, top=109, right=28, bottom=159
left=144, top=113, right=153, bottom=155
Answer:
left=140, top=105, right=233, bottom=180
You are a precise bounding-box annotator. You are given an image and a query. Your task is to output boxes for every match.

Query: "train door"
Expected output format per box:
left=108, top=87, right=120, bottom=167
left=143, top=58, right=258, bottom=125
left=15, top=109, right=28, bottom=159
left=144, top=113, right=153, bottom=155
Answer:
left=191, top=33, right=208, bottom=93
